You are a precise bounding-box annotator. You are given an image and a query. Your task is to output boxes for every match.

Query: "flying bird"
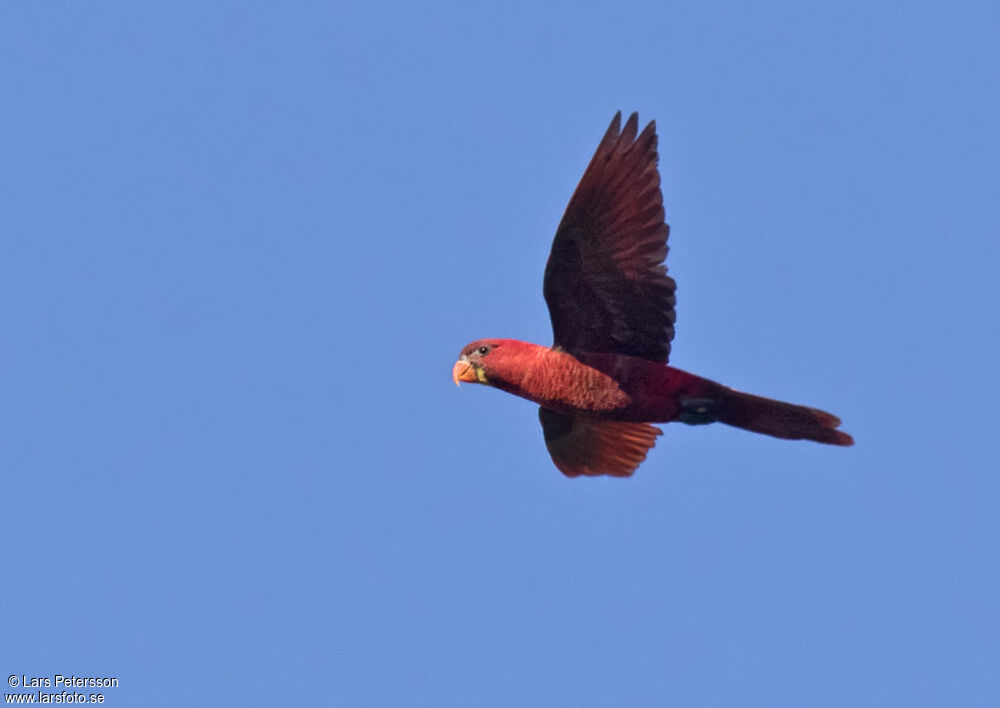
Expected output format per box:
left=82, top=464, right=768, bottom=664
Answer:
left=452, top=112, right=853, bottom=477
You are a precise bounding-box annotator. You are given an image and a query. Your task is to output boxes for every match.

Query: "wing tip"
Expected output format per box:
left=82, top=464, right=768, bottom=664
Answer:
left=611, top=111, right=657, bottom=141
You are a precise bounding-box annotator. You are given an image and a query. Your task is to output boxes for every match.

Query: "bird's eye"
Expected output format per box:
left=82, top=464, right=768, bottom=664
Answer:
left=478, top=346, right=489, bottom=355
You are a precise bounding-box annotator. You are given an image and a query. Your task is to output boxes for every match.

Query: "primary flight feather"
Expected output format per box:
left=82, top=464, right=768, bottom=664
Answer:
left=453, top=112, right=852, bottom=478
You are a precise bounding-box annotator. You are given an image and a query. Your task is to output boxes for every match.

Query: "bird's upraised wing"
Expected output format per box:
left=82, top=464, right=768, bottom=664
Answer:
left=543, top=112, right=676, bottom=363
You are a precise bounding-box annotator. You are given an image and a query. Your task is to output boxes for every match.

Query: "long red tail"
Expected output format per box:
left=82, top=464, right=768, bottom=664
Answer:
left=712, top=386, right=854, bottom=446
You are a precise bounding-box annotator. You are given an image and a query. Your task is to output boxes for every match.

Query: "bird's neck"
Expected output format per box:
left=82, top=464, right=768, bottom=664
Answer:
left=487, top=341, right=630, bottom=412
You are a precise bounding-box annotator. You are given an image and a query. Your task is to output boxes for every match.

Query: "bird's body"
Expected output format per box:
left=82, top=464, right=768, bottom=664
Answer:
left=453, top=112, right=852, bottom=477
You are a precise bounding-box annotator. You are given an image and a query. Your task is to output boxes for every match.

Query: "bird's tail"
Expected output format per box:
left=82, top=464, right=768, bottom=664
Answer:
left=708, top=385, right=854, bottom=446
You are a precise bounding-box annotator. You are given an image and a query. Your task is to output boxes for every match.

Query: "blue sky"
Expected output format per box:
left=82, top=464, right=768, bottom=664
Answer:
left=2, top=2, right=998, bottom=705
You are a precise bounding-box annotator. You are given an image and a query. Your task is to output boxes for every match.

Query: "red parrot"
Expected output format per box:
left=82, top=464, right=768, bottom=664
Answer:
left=453, top=112, right=853, bottom=477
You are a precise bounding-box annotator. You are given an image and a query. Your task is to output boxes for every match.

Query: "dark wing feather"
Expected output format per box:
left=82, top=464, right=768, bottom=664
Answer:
left=539, top=407, right=662, bottom=478
left=543, top=112, right=676, bottom=362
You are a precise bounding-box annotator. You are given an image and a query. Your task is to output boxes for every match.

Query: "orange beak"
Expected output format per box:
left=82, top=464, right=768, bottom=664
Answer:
left=452, top=360, right=478, bottom=386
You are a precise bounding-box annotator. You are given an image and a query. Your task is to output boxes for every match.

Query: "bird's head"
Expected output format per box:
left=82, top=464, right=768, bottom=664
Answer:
left=452, top=339, right=505, bottom=386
